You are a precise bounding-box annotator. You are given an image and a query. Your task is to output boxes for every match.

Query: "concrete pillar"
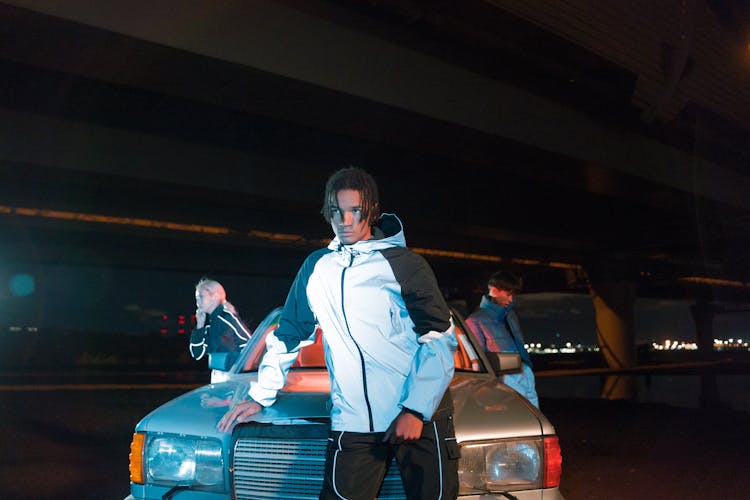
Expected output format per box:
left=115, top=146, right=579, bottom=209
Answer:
left=590, top=280, right=637, bottom=400
left=690, top=300, right=719, bottom=408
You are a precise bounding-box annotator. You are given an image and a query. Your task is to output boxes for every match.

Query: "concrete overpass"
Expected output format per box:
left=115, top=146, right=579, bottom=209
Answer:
left=2, top=0, right=749, bottom=290
left=2, top=1, right=750, bottom=397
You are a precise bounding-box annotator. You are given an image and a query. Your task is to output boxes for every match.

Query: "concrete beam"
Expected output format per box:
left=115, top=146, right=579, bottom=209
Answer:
left=4, top=0, right=750, bottom=210
left=0, top=108, right=322, bottom=202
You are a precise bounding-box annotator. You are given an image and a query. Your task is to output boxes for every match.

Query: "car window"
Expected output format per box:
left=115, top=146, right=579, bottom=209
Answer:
left=236, top=308, right=283, bottom=372
left=453, top=318, right=484, bottom=373
left=238, top=308, right=486, bottom=373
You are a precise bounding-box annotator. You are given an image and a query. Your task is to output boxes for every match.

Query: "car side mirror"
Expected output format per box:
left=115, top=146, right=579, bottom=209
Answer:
left=486, top=352, right=522, bottom=374
left=208, top=352, right=238, bottom=371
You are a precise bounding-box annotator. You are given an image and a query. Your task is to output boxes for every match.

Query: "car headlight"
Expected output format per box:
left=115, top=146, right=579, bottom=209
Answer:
left=142, top=433, right=224, bottom=490
left=459, top=438, right=543, bottom=494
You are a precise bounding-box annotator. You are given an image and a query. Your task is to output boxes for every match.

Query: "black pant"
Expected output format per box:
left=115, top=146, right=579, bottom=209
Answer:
left=319, top=411, right=459, bottom=500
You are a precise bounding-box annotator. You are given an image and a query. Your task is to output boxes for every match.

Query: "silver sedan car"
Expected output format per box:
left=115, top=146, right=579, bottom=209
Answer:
left=127, top=307, right=564, bottom=499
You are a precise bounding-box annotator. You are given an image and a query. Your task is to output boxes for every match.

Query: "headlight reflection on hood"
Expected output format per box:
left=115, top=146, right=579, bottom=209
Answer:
left=459, top=438, right=542, bottom=494
left=146, top=434, right=224, bottom=490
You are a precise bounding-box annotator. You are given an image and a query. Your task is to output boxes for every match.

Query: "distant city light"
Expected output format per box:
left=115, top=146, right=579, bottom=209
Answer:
left=7, top=325, right=38, bottom=333
left=713, top=338, right=749, bottom=351
left=524, top=337, right=749, bottom=354
left=652, top=340, right=697, bottom=351
left=526, top=342, right=600, bottom=354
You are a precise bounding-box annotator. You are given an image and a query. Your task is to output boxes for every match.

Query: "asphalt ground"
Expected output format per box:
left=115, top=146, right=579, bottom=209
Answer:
left=1, top=387, right=748, bottom=500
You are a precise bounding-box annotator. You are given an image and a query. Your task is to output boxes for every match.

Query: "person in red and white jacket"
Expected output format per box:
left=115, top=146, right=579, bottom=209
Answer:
left=466, top=270, right=539, bottom=408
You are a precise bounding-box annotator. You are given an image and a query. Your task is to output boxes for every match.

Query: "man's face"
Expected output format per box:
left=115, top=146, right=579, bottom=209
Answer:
left=195, top=287, right=221, bottom=314
left=330, top=189, right=372, bottom=245
left=488, top=286, right=514, bottom=308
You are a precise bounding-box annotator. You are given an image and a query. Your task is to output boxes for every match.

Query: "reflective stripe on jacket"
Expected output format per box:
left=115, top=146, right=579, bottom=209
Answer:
left=189, top=304, right=251, bottom=361
left=249, top=213, right=456, bottom=432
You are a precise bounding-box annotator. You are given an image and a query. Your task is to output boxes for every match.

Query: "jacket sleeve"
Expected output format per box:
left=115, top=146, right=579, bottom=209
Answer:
left=505, top=310, right=533, bottom=368
left=189, top=327, right=208, bottom=360
left=399, top=318, right=456, bottom=420
left=465, top=315, right=488, bottom=351
left=383, top=248, right=456, bottom=420
left=248, top=250, right=325, bottom=406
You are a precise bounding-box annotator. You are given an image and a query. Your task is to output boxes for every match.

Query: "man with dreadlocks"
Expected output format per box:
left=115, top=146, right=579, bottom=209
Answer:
left=218, top=166, right=459, bottom=499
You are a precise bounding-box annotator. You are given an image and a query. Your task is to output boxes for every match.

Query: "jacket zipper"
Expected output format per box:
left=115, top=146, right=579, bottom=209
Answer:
left=340, top=250, right=375, bottom=431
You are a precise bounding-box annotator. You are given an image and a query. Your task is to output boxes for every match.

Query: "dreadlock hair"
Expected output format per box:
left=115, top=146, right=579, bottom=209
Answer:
left=321, top=166, right=380, bottom=226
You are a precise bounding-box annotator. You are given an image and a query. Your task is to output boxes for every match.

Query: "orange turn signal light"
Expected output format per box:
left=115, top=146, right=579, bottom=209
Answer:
left=129, top=432, right=146, bottom=484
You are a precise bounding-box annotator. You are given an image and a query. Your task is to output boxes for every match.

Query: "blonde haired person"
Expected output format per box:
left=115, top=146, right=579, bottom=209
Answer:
left=190, top=278, right=251, bottom=382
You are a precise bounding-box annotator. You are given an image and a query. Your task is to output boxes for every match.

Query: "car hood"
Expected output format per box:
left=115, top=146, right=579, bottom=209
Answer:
left=136, top=371, right=549, bottom=442
left=135, top=374, right=331, bottom=438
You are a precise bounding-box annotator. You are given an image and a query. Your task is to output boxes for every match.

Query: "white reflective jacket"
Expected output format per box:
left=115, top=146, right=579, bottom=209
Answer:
left=249, top=214, right=456, bottom=432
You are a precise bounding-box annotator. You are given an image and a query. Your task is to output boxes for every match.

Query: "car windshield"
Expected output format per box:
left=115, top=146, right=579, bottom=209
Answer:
left=237, top=307, right=486, bottom=374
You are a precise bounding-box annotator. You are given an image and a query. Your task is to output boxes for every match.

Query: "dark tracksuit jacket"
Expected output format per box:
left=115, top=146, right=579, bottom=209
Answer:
left=189, top=303, right=251, bottom=362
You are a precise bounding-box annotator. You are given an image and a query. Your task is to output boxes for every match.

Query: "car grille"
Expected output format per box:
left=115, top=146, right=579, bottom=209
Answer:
left=232, top=424, right=406, bottom=499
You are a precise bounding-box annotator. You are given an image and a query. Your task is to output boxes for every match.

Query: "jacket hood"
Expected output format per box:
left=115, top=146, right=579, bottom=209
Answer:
left=327, top=213, right=406, bottom=253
